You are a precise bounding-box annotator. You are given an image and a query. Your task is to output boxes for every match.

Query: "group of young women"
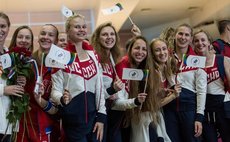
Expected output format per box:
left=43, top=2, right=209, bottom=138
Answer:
left=0, top=11, right=230, bottom=142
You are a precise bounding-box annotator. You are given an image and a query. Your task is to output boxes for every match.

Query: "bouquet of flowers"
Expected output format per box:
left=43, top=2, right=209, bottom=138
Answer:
left=1, top=47, right=34, bottom=140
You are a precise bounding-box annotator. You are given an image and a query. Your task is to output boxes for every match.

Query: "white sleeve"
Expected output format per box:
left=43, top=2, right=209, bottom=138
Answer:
left=51, top=70, right=64, bottom=105
left=112, top=88, right=137, bottom=110
left=195, top=68, right=207, bottom=115
left=0, top=84, right=4, bottom=96
left=167, top=74, right=176, bottom=88
left=96, top=66, right=106, bottom=115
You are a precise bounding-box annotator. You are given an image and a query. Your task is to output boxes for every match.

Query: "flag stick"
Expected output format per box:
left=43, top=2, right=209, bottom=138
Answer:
left=64, top=69, right=72, bottom=104
left=128, top=16, right=134, bottom=25
left=38, top=52, right=45, bottom=103
left=175, top=53, right=184, bottom=84
left=110, top=54, right=118, bottom=77
left=40, top=53, right=44, bottom=81
left=65, top=70, right=71, bottom=90
left=140, top=70, right=149, bottom=110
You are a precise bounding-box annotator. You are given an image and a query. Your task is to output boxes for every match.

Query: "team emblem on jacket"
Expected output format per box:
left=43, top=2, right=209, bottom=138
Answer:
left=102, top=64, right=113, bottom=77
left=66, top=59, right=97, bottom=80
left=207, top=67, right=220, bottom=83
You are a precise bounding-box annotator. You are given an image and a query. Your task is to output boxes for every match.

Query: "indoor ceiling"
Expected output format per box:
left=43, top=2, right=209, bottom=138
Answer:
left=1, top=0, right=230, bottom=31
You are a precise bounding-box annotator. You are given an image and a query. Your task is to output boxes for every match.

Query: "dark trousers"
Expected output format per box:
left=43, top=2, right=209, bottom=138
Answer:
left=164, top=110, right=201, bottom=142
left=107, top=110, right=128, bottom=142
left=202, top=111, right=230, bottom=142
left=0, top=134, right=11, bottom=142
left=149, top=124, right=164, bottom=142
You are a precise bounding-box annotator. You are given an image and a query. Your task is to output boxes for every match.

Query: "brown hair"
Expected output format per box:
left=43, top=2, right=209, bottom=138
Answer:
left=91, top=22, right=120, bottom=64
left=9, top=25, right=34, bottom=52
left=45, top=24, right=59, bottom=43
left=0, top=12, right=10, bottom=27
left=125, top=36, right=161, bottom=126
left=217, top=19, right=230, bottom=34
left=175, top=23, right=193, bottom=36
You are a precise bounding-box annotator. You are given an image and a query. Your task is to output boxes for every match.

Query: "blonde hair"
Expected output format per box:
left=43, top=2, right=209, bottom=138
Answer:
left=159, top=27, right=175, bottom=50
left=65, top=14, right=85, bottom=33
left=193, top=29, right=213, bottom=43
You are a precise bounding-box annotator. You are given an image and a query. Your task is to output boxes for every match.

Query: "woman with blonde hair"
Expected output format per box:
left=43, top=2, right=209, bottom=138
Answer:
left=149, top=38, right=181, bottom=142
left=193, top=29, right=230, bottom=142
left=51, top=14, right=106, bottom=142
left=163, top=24, right=207, bottom=142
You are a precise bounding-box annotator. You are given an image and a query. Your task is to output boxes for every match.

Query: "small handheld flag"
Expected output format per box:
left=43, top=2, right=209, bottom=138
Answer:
left=34, top=53, right=44, bottom=98
left=183, top=54, right=206, bottom=68
left=34, top=76, right=42, bottom=95
left=122, top=68, right=149, bottom=81
left=61, top=5, right=74, bottom=18
left=47, top=44, right=75, bottom=65
left=102, top=3, right=123, bottom=15
left=45, top=56, right=65, bottom=69
left=0, top=53, right=12, bottom=69
left=128, top=16, right=134, bottom=25
left=110, top=54, right=118, bottom=77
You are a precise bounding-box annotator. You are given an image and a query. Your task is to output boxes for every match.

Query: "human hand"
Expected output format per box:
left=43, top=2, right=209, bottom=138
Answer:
left=93, top=122, right=104, bottom=142
left=173, top=83, right=182, bottom=97
left=4, top=85, right=24, bottom=97
left=165, top=83, right=182, bottom=98
left=194, top=121, right=202, bottom=137
left=63, top=89, right=71, bottom=105
left=34, top=82, right=44, bottom=103
left=137, top=93, right=147, bottom=103
left=108, top=94, right=117, bottom=100
left=113, top=76, right=124, bottom=92
left=131, top=24, right=141, bottom=36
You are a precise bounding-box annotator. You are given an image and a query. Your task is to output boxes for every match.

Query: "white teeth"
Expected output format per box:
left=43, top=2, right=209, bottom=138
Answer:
left=105, top=41, right=113, bottom=44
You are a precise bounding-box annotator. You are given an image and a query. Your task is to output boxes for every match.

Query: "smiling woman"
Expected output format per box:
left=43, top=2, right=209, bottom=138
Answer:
left=51, top=14, right=106, bottom=142
left=9, top=25, right=34, bottom=52
left=0, top=11, right=30, bottom=142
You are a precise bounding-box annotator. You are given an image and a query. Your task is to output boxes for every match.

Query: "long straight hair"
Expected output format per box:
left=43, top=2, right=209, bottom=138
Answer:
left=125, top=36, right=161, bottom=126
left=9, top=25, right=34, bottom=52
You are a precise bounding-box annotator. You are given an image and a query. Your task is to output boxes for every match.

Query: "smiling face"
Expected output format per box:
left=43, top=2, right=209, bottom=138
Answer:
left=175, top=26, right=192, bottom=49
left=130, top=39, right=147, bottom=65
left=193, top=32, right=210, bottom=55
left=152, top=40, right=168, bottom=64
left=38, top=25, right=58, bottom=52
left=0, top=17, right=10, bottom=45
left=16, top=28, right=33, bottom=50
left=99, top=26, right=116, bottom=50
left=57, top=32, right=67, bottom=48
left=68, top=17, right=87, bottom=43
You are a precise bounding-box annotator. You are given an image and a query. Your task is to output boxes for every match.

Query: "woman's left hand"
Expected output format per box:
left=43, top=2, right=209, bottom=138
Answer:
left=137, top=93, right=147, bottom=103
left=194, top=121, right=202, bottom=137
left=93, top=122, right=104, bottom=142
left=34, top=82, right=44, bottom=104
left=113, top=76, right=124, bottom=92
left=131, top=24, right=141, bottom=36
